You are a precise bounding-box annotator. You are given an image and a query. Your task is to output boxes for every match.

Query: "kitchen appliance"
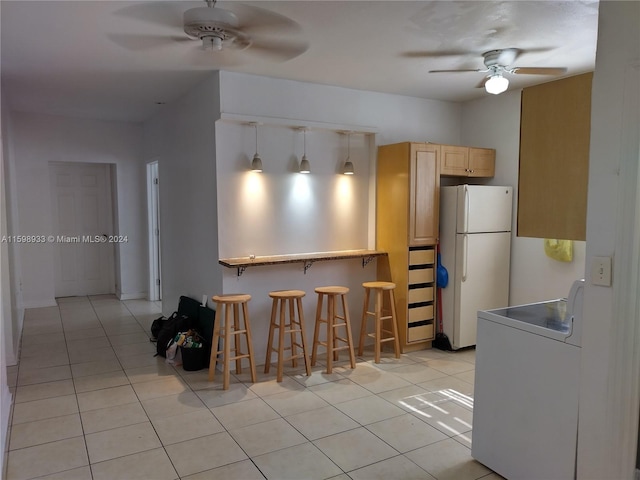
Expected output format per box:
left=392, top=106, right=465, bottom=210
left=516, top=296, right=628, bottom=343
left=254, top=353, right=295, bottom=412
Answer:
left=472, top=279, right=585, bottom=479
left=439, top=184, right=513, bottom=349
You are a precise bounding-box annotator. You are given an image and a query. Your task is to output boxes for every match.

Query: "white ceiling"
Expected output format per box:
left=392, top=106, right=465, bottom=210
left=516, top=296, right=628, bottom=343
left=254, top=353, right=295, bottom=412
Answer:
left=1, top=1, right=599, bottom=123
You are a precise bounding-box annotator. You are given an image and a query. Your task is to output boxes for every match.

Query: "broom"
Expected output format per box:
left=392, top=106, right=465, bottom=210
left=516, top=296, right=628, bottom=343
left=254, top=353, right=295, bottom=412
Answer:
left=433, top=244, right=453, bottom=351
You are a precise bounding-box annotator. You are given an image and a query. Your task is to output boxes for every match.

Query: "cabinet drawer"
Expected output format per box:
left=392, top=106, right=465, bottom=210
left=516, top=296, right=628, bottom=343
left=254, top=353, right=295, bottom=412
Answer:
left=409, top=249, right=435, bottom=265
left=408, top=267, right=434, bottom=285
left=408, top=287, right=434, bottom=304
left=408, top=305, right=434, bottom=322
left=407, top=324, right=434, bottom=342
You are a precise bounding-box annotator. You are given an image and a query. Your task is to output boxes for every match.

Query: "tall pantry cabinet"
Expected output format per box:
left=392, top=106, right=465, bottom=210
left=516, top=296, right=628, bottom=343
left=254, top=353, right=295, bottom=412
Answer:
left=376, top=142, right=440, bottom=352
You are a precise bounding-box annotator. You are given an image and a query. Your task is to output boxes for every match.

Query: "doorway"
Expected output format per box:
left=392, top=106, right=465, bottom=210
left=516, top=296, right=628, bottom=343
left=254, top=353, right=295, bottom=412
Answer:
left=147, top=161, right=161, bottom=301
left=49, top=162, right=116, bottom=297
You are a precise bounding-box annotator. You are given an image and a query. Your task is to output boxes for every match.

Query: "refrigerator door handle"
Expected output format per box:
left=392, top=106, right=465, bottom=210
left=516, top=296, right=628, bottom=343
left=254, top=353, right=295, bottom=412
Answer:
left=462, top=234, right=468, bottom=282
left=464, top=185, right=470, bottom=233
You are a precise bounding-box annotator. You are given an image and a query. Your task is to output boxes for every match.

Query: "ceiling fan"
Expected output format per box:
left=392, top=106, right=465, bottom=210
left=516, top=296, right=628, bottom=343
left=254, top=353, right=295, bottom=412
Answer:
left=427, top=48, right=568, bottom=94
left=109, top=0, right=308, bottom=65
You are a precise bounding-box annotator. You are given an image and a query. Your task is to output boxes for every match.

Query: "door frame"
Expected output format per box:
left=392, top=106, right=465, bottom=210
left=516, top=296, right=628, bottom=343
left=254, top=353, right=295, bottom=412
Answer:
left=147, top=160, right=161, bottom=301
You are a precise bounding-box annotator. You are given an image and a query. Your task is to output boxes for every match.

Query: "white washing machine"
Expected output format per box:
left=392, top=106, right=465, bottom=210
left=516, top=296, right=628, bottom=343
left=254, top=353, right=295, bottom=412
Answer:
left=471, top=280, right=584, bottom=480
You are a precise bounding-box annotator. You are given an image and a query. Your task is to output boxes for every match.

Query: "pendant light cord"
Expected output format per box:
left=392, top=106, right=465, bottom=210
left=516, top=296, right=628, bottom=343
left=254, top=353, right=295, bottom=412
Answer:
left=254, top=124, right=258, bottom=156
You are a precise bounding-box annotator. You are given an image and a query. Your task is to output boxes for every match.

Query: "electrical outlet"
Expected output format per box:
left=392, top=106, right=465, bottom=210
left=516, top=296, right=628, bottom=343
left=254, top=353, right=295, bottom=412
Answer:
left=591, top=256, right=612, bottom=287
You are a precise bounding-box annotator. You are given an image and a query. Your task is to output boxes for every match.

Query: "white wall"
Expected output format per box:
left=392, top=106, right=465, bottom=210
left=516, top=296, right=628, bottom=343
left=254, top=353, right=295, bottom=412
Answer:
left=216, top=72, right=463, bottom=361
left=461, top=90, right=586, bottom=305
left=10, top=113, right=147, bottom=306
left=220, top=72, right=462, bottom=147
left=578, top=1, right=640, bottom=477
left=143, top=74, right=222, bottom=315
left=0, top=98, right=14, bottom=479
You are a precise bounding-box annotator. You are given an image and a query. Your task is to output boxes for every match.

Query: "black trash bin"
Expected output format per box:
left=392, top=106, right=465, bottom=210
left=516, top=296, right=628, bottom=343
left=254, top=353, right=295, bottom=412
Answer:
left=180, top=345, right=206, bottom=371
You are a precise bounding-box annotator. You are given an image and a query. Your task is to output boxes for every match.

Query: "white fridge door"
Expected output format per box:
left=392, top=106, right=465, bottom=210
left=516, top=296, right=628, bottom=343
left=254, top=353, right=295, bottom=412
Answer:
left=456, top=185, right=513, bottom=233
left=454, top=231, right=511, bottom=349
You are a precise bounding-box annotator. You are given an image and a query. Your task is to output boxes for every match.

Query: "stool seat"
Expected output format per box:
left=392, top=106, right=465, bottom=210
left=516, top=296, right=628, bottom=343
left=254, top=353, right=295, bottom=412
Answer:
left=314, top=286, right=349, bottom=295
left=269, top=290, right=305, bottom=299
left=358, top=281, right=401, bottom=363
left=209, top=293, right=256, bottom=390
left=213, top=293, right=251, bottom=303
left=265, top=289, right=311, bottom=382
left=311, top=285, right=356, bottom=374
left=362, top=281, right=396, bottom=290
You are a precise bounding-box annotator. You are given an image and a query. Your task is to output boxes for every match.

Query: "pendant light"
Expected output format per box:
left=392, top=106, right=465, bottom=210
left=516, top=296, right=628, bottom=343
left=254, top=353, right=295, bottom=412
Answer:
left=250, top=122, right=263, bottom=172
left=299, top=128, right=310, bottom=174
left=343, top=132, right=354, bottom=175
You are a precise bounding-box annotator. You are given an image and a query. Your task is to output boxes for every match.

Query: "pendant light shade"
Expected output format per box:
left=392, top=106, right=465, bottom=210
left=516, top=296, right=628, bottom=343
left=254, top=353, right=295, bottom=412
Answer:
left=251, top=123, right=263, bottom=172
left=343, top=132, right=354, bottom=175
left=299, top=128, right=311, bottom=173
left=299, top=155, right=310, bottom=173
left=251, top=153, right=263, bottom=172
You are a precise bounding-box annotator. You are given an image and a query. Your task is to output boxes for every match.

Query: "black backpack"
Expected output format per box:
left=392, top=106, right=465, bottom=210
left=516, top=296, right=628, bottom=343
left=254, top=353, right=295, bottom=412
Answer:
left=155, top=312, right=194, bottom=357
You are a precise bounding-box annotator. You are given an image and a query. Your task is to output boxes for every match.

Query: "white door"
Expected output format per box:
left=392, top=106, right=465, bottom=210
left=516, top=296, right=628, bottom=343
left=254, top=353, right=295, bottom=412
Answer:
left=454, top=231, right=511, bottom=348
left=50, top=162, right=115, bottom=297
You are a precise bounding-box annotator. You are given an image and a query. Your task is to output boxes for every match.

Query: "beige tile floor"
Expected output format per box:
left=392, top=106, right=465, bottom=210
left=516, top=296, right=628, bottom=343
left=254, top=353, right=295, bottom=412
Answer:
left=5, top=295, right=504, bottom=480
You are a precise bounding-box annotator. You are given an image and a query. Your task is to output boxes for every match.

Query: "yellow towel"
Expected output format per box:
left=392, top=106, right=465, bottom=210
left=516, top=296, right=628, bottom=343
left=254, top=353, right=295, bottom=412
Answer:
left=544, top=239, right=573, bottom=262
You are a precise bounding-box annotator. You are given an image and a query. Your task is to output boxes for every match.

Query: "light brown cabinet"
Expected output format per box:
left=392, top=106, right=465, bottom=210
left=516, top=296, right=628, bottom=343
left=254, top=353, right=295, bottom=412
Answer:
left=376, top=142, right=440, bottom=352
left=441, top=145, right=496, bottom=177
left=518, top=73, right=592, bottom=241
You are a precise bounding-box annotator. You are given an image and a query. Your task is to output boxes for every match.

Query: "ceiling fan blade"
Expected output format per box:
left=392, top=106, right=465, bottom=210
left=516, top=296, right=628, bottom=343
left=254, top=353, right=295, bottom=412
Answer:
left=493, top=48, right=521, bottom=66
left=112, top=2, right=186, bottom=29
left=107, top=33, right=195, bottom=51
left=245, top=37, right=309, bottom=62
left=475, top=77, right=489, bottom=89
left=428, top=69, right=483, bottom=73
left=512, top=67, right=568, bottom=75
left=401, top=49, right=474, bottom=59
left=231, top=4, right=303, bottom=35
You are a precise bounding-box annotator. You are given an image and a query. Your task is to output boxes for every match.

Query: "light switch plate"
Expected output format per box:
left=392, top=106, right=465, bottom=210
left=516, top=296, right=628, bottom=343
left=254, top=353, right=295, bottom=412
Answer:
left=591, top=256, right=612, bottom=287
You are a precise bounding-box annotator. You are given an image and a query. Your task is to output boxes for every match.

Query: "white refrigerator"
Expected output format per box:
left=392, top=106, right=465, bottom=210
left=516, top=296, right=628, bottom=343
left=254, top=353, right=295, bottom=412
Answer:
left=439, top=185, right=513, bottom=350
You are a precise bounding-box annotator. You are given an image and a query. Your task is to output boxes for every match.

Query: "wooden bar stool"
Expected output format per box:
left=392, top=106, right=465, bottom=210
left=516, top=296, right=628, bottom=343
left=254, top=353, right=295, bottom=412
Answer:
left=311, top=286, right=356, bottom=374
left=264, top=290, right=312, bottom=382
left=209, top=293, right=257, bottom=390
left=358, top=281, right=401, bottom=363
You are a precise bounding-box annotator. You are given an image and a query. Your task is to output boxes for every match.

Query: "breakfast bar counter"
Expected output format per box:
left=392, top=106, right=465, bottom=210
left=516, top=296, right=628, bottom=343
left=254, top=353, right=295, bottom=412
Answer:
left=219, top=249, right=387, bottom=276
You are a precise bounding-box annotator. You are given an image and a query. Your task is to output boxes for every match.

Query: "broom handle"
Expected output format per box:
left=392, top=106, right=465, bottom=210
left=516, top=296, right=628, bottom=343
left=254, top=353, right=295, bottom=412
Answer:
left=436, top=243, right=444, bottom=334
left=437, top=286, right=443, bottom=334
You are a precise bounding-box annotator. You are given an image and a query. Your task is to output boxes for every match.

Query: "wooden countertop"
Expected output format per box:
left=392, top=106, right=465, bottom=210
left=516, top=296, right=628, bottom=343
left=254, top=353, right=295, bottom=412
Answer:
left=219, top=249, right=387, bottom=276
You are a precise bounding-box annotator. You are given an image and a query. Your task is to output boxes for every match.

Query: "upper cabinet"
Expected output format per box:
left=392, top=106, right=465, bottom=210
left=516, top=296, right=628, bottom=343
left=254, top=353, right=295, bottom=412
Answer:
left=441, top=145, right=496, bottom=177
left=377, top=142, right=441, bottom=247
left=518, top=73, right=592, bottom=241
left=409, top=144, right=441, bottom=245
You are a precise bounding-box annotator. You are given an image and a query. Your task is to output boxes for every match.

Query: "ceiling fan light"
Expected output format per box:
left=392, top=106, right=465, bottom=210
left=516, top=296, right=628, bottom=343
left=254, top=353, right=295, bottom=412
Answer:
left=251, top=153, right=263, bottom=172
left=299, top=155, right=310, bottom=174
left=485, top=75, right=509, bottom=95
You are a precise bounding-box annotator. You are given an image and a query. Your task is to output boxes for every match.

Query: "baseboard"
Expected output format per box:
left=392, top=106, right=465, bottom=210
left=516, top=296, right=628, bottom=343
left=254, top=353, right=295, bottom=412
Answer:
left=117, top=292, right=148, bottom=301
left=21, top=299, right=57, bottom=309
